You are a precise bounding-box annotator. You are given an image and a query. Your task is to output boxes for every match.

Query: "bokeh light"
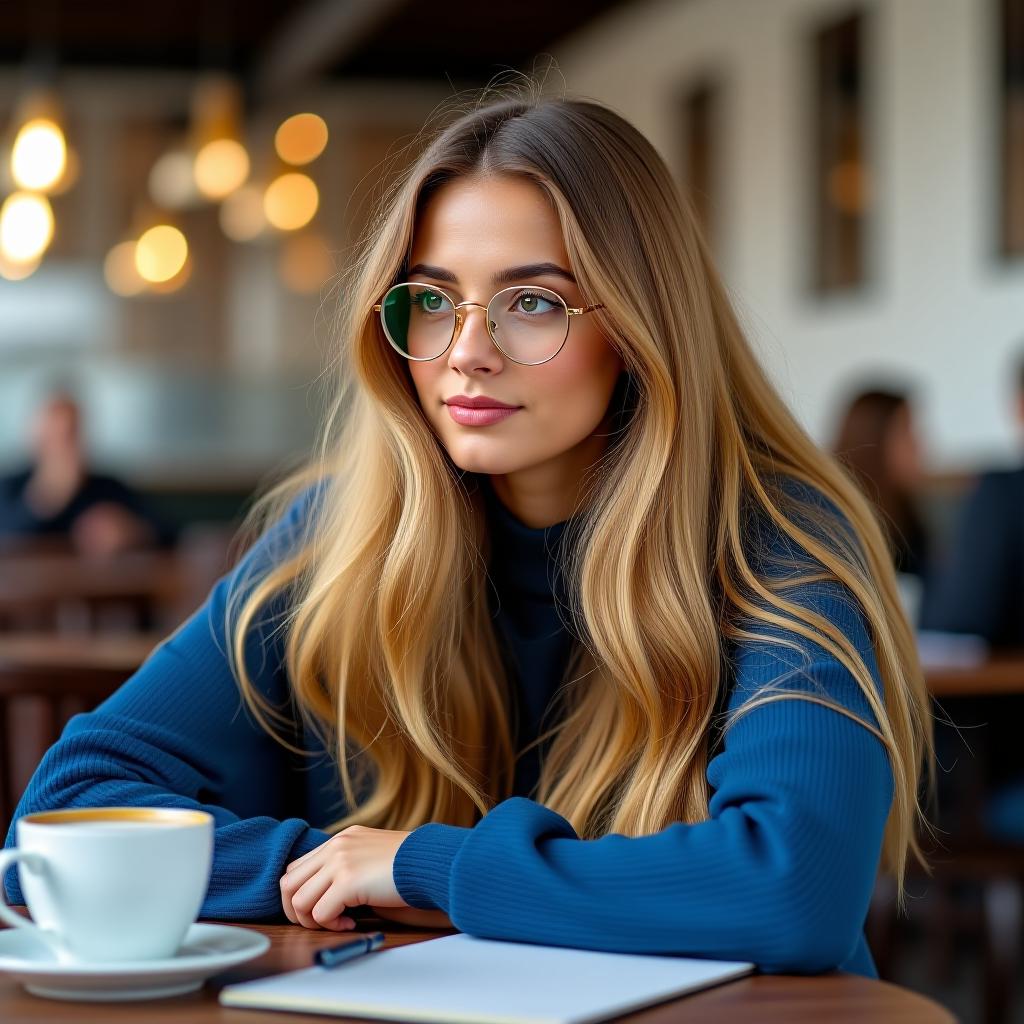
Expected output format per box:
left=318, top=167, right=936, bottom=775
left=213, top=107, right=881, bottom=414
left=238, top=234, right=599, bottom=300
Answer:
left=193, top=138, right=250, bottom=200
left=219, top=184, right=268, bottom=242
left=263, top=172, right=319, bottom=231
left=274, top=113, right=328, bottom=165
left=0, top=191, right=55, bottom=264
left=10, top=118, right=67, bottom=192
left=135, top=224, right=189, bottom=284
left=150, top=150, right=200, bottom=209
left=104, top=240, right=148, bottom=296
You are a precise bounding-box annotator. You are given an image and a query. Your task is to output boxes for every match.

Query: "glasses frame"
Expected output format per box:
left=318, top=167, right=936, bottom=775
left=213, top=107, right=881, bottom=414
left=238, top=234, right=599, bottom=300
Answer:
left=372, top=281, right=605, bottom=366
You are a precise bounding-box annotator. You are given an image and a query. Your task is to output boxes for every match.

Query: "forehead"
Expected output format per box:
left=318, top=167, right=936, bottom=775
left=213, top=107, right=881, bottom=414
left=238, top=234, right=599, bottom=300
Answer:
left=409, top=174, right=568, bottom=266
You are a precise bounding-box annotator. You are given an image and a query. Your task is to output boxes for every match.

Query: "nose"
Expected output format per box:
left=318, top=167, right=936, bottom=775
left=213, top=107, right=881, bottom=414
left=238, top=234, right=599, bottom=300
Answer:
left=447, top=301, right=502, bottom=372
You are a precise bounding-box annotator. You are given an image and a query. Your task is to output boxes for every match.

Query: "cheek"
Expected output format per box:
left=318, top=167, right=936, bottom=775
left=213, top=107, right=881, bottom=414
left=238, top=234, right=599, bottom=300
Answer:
left=530, top=335, right=622, bottom=428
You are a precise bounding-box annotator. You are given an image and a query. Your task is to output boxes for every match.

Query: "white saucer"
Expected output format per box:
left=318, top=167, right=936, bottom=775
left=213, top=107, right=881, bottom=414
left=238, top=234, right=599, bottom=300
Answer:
left=0, top=922, right=270, bottom=1001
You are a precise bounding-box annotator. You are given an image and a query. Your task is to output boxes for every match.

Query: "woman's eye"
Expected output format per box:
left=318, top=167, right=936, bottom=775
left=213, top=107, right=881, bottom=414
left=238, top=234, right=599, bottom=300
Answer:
left=513, top=292, right=556, bottom=314
left=412, top=290, right=449, bottom=313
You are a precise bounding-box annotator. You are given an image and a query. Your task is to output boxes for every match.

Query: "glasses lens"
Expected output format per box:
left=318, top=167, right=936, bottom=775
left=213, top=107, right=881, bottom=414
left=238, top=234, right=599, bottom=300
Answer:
left=381, top=284, right=455, bottom=359
left=488, top=286, right=568, bottom=364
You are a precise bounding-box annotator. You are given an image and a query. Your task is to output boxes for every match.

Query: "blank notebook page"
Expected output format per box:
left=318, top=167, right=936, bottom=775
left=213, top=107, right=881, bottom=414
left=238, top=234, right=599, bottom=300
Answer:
left=218, top=932, right=754, bottom=1024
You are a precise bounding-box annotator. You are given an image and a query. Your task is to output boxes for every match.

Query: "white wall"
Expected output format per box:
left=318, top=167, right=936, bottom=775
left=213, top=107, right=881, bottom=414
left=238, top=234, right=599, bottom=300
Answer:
left=554, top=0, right=1024, bottom=467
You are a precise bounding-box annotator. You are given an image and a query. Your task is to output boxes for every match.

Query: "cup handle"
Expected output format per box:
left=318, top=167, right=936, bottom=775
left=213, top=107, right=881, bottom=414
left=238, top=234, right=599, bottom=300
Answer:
left=0, top=849, right=65, bottom=955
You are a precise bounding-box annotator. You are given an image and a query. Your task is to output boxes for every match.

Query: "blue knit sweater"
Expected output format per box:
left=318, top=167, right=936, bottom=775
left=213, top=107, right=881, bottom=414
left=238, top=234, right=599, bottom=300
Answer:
left=3, top=477, right=893, bottom=976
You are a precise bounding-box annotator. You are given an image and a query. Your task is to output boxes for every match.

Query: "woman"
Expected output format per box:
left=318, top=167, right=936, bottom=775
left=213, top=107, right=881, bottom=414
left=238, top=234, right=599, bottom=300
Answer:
left=3, top=88, right=932, bottom=977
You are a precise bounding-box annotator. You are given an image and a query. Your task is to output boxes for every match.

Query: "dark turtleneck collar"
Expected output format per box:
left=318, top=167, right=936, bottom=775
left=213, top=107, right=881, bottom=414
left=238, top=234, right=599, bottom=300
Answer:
left=477, top=474, right=575, bottom=607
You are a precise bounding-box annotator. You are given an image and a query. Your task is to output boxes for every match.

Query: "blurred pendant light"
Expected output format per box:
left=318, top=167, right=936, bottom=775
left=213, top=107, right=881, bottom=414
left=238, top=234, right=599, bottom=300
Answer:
left=219, top=183, right=268, bottom=242
left=7, top=87, right=74, bottom=195
left=0, top=190, right=55, bottom=264
left=11, top=117, right=66, bottom=191
left=264, top=171, right=319, bottom=231
left=274, top=113, right=328, bottom=166
left=149, top=146, right=201, bottom=210
left=135, top=223, right=189, bottom=284
left=103, top=239, right=147, bottom=297
left=190, top=75, right=250, bottom=201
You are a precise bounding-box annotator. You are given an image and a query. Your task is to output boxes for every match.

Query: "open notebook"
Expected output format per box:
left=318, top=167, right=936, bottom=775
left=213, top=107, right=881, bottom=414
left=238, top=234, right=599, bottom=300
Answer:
left=219, top=932, right=754, bottom=1024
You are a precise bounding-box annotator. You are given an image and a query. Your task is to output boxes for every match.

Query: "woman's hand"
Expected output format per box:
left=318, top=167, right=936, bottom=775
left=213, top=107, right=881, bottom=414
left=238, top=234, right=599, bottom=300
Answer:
left=280, top=825, right=412, bottom=931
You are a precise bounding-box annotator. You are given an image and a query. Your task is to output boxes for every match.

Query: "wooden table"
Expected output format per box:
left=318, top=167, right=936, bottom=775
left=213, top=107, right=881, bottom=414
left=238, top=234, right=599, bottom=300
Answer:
left=0, top=913, right=955, bottom=1022
left=0, top=551, right=184, bottom=631
left=926, top=654, right=1024, bottom=697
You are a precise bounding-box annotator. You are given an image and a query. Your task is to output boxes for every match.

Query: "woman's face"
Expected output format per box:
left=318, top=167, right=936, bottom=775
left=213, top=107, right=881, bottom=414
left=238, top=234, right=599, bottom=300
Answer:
left=884, top=404, right=924, bottom=490
left=403, top=173, right=624, bottom=526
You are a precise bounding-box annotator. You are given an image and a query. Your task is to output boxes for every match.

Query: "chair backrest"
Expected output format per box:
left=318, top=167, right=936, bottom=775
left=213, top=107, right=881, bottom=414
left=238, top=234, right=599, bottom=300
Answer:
left=0, top=634, right=158, bottom=835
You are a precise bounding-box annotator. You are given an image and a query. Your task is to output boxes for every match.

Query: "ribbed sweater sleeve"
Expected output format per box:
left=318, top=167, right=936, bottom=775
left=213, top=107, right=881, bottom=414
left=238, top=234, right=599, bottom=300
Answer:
left=2, top=484, right=335, bottom=919
left=393, top=578, right=895, bottom=975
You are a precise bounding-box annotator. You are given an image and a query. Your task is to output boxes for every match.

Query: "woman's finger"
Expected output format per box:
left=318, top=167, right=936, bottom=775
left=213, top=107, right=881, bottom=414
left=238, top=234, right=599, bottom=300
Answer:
left=312, top=883, right=359, bottom=931
left=290, top=871, right=334, bottom=930
left=280, top=858, right=324, bottom=924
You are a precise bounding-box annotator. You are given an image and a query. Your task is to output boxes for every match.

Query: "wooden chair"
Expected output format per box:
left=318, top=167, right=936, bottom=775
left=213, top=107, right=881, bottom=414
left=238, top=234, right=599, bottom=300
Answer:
left=0, top=632, right=160, bottom=835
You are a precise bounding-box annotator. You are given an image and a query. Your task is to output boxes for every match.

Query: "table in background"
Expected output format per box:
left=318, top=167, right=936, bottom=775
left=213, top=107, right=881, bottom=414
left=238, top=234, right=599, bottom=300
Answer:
left=925, top=654, right=1024, bottom=697
left=0, top=551, right=185, bottom=632
left=0, top=912, right=956, bottom=1022
left=0, top=631, right=163, bottom=832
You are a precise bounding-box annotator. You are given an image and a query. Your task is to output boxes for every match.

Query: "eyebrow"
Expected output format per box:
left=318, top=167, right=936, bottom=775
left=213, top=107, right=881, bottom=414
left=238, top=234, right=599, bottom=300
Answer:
left=405, top=261, right=577, bottom=287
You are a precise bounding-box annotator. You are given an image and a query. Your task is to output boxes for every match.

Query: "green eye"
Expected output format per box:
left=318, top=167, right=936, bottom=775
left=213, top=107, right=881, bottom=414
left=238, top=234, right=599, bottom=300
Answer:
left=412, top=289, right=449, bottom=313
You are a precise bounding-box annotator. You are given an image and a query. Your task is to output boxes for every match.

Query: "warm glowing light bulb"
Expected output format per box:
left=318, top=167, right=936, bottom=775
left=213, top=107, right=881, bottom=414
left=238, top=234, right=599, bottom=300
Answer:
left=0, top=192, right=55, bottom=264
left=11, top=119, right=67, bottom=192
left=104, top=241, right=147, bottom=296
left=150, top=150, right=200, bottom=209
left=193, top=138, right=250, bottom=200
left=275, top=113, right=328, bottom=165
left=219, top=184, right=267, bottom=242
left=135, top=225, right=188, bottom=284
left=263, top=173, right=319, bottom=231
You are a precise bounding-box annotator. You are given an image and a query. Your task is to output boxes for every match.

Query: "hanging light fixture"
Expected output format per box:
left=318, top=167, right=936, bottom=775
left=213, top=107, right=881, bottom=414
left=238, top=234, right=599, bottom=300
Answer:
left=0, top=190, right=55, bottom=265
left=274, top=113, right=328, bottom=166
left=189, top=75, right=250, bottom=201
left=263, top=171, right=319, bottom=231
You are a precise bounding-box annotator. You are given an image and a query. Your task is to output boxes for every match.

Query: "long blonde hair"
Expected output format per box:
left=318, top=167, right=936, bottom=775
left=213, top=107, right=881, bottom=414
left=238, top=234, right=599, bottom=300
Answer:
left=228, top=82, right=932, bottom=892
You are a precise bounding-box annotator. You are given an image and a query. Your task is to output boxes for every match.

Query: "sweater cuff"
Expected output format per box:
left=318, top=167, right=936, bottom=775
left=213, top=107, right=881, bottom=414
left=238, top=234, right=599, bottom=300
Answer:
left=393, top=822, right=472, bottom=911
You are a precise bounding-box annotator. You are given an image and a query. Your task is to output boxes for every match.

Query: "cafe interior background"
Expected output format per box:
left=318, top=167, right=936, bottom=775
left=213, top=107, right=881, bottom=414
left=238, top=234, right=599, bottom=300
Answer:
left=0, top=0, right=1022, bottom=1020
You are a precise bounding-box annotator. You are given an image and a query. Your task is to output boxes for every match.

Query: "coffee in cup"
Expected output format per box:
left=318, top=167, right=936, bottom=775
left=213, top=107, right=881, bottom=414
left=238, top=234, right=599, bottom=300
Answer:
left=0, top=807, right=213, bottom=964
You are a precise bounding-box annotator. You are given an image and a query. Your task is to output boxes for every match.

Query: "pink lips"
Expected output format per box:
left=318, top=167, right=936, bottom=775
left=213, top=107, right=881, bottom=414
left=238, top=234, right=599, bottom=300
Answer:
left=446, top=404, right=521, bottom=426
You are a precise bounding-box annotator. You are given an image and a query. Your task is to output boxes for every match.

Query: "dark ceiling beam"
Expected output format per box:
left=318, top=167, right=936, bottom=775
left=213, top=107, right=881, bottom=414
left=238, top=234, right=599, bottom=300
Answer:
left=252, top=0, right=407, bottom=98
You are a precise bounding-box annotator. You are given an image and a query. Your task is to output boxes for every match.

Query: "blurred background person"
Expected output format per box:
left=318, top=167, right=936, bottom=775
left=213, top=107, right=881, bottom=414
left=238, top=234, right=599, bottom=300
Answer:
left=0, top=388, right=174, bottom=558
left=832, top=386, right=932, bottom=621
left=922, top=351, right=1024, bottom=647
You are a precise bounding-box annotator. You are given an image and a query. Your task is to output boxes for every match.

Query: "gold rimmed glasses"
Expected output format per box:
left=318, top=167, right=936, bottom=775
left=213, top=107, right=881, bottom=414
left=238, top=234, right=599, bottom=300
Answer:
left=372, top=282, right=604, bottom=366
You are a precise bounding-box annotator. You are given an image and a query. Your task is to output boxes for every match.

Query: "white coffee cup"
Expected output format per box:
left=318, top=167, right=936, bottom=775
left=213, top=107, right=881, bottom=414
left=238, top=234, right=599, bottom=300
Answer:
left=0, top=807, right=213, bottom=964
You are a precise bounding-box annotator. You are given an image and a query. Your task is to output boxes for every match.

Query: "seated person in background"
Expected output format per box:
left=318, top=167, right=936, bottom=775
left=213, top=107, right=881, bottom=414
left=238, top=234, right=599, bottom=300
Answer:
left=921, top=350, right=1024, bottom=843
left=832, top=387, right=931, bottom=613
left=922, top=353, right=1024, bottom=647
left=0, top=389, right=174, bottom=558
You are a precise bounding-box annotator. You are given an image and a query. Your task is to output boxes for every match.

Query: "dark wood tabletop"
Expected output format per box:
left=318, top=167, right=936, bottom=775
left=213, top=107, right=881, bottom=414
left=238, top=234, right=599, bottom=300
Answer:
left=0, top=551, right=184, bottom=608
left=0, top=631, right=162, bottom=678
left=925, top=654, right=1024, bottom=697
left=0, top=912, right=955, bottom=1022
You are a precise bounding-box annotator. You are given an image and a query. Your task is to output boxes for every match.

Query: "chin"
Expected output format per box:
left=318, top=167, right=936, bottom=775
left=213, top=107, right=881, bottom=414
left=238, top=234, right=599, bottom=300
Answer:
left=440, top=436, right=535, bottom=476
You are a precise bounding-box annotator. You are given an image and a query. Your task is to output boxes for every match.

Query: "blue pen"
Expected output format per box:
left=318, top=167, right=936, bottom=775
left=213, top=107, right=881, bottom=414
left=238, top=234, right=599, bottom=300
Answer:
left=314, top=931, right=386, bottom=968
